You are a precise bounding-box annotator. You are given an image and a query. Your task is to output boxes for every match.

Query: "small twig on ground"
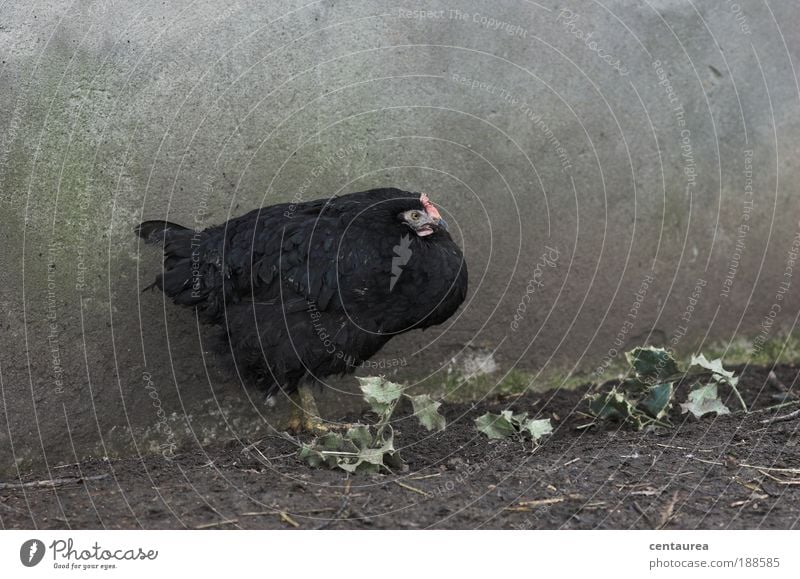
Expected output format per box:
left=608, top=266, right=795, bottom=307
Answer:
left=730, top=494, right=767, bottom=508
left=617, top=482, right=655, bottom=490
left=232, top=509, right=302, bottom=527
left=517, top=497, right=569, bottom=507
left=686, top=455, right=800, bottom=475
left=292, top=507, right=337, bottom=514
left=746, top=400, right=800, bottom=415
left=409, top=472, right=442, bottom=481
left=733, top=477, right=766, bottom=495
left=545, top=457, right=581, bottom=473
left=393, top=480, right=432, bottom=498
left=279, top=511, right=300, bottom=527
left=241, top=508, right=335, bottom=517
left=583, top=501, right=607, bottom=509
left=194, top=519, right=239, bottom=529
left=504, top=495, right=578, bottom=511
left=740, top=464, right=800, bottom=474
left=760, top=407, right=800, bottom=425
left=656, top=443, right=691, bottom=451
left=758, top=470, right=800, bottom=485
left=239, top=510, right=277, bottom=517
left=656, top=443, right=716, bottom=452
left=685, top=456, right=724, bottom=467
left=629, top=486, right=667, bottom=497
left=0, top=474, right=109, bottom=491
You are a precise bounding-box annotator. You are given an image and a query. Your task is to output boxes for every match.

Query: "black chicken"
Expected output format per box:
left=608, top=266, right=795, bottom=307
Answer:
left=136, top=187, right=468, bottom=432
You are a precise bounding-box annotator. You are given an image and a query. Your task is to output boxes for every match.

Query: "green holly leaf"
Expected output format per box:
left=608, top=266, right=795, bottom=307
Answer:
left=345, top=424, right=374, bottom=450
left=298, top=432, right=358, bottom=469
left=690, top=354, right=735, bottom=381
left=689, top=354, right=746, bottom=412
left=640, top=383, right=673, bottom=420
left=626, top=347, right=680, bottom=382
left=475, top=412, right=517, bottom=439
left=587, top=388, right=639, bottom=422
left=300, top=376, right=447, bottom=474
left=680, top=383, right=731, bottom=418
left=619, top=376, right=651, bottom=393
left=519, top=417, right=553, bottom=441
left=408, top=394, right=446, bottom=432
left=357, top=376, right=404, bottom=415
left=507, top=410, right=529, bottom=424
left=345, top=427, right=401, bottom=474
left=299, top=425, right=403, bottom=474
left=298, top=444, right=325, bottom=468
left=475, top=411, right=552, bottom=441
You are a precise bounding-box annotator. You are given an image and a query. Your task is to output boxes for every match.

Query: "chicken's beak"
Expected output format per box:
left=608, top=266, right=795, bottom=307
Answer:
left=424, top=210, right=447, bottom=232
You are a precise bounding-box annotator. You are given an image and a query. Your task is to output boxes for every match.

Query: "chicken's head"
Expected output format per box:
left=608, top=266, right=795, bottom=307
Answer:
left=398, top=193, right=448, bottom=237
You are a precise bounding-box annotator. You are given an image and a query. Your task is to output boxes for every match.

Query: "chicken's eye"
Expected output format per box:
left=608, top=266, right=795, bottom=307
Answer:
left=409, top=211, right=421, bottom=221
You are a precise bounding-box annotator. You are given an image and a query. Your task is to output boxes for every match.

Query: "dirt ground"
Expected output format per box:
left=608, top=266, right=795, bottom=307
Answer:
left=2, top=364, right=799, bottom=530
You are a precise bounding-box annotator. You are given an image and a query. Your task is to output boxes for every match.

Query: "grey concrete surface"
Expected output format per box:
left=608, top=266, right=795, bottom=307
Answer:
left=1, top=0, right=799, bottom=474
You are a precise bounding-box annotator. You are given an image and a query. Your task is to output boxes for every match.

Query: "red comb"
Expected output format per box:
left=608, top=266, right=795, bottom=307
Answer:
left=420, top=193, right=441, bottom=220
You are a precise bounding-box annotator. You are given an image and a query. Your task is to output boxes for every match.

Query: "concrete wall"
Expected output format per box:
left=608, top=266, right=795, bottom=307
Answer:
left=2, top=0, right=799, bottom=474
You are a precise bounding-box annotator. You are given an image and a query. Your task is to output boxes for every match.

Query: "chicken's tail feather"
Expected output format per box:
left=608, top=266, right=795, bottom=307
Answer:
left=135, top=220, right=191, bottom=244
left=136, top=220, right=210, bottom=306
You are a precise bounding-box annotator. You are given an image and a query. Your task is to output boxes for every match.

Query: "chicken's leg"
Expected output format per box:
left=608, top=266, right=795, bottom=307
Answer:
left=286, top=383, right=355, bottom=434
left=286, top=383, right=329, bottom=434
